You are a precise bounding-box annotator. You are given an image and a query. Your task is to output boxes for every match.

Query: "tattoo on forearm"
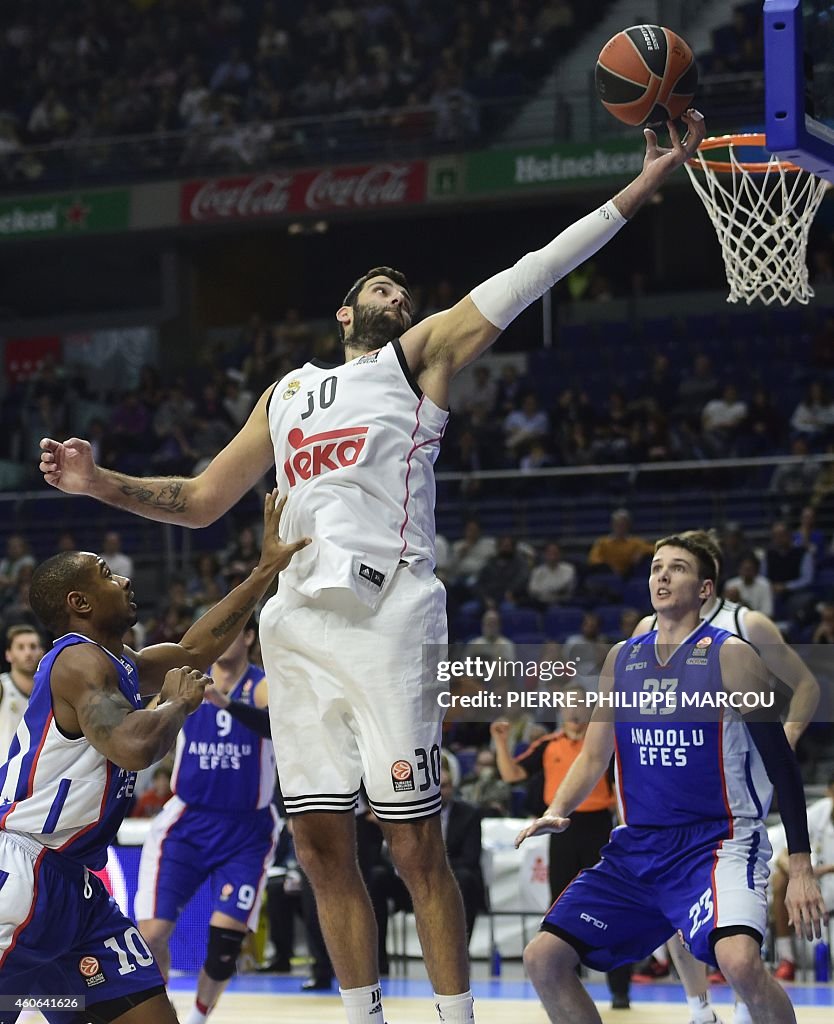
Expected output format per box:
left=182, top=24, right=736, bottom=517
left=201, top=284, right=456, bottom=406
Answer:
left=118, top=480, right=188, bottom=513
left=81, top=689, right=135, bottom=743
left=210, top=599, right=256, bottom=639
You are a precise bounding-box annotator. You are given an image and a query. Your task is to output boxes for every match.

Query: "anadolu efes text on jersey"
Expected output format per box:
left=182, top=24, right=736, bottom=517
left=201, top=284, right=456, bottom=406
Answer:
left=612, top=623, right=772, bottom=829
left=267, top=340, right=449, bottom=608
left=171, top=664, right=275, bottom=811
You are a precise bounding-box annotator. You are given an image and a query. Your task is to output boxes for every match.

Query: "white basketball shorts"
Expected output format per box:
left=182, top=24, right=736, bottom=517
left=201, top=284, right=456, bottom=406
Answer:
left=259, top=561, right=447, bottom=821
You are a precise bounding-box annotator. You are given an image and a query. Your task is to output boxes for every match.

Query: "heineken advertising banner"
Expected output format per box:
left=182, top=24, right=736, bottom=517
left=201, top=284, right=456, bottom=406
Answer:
left=465, top=139, right=647, bottom=195
left=0, top=189, right=130, bottom=240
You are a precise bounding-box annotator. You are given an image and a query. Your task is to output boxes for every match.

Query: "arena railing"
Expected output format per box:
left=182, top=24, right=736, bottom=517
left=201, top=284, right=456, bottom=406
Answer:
left=1, top=451, right=831, bottom=582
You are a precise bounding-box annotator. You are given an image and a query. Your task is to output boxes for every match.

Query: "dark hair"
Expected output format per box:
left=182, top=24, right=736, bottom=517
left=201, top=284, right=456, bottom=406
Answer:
left=338, top=266, right=411, bottom=343
left=5, top=624, right=41, bottom=648
left=653, top=534, right=717, bottom=584
left=29, top=552, right=90, bottom=633
left=679, top=529, right=722, bottom=578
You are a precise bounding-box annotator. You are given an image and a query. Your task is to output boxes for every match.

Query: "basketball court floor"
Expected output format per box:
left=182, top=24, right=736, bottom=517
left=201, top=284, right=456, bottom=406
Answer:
left=160, top=970, right=834, bottom=1023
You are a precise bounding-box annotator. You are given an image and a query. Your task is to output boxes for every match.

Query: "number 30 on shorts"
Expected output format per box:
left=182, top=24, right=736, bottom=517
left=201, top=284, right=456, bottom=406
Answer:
left=688, top=887, right=714, bottom=938
left=415, top=745, right=441, bottom=792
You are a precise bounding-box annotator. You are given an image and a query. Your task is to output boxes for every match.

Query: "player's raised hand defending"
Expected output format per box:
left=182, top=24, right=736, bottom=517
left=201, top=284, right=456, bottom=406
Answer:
left=256, top=488, right=312, bottom=577
left=158, top=667, right=210, bottom=714
left=39, top=436, right=97, bottom=493
left=515, top=813, right=572, bottom=848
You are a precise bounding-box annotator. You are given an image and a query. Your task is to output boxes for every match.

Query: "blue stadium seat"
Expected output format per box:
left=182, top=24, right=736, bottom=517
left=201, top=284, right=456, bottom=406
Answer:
left=508, top=631, right=546, bottom=646
left=622, top=578, right=651, bottom=612
left=499, top=607, right=540, bottom=635
left=580, top=570, right=624, bottom=602
left=543, top=605, right=585, bottom=641
left=593, top=604, right=626, bottom=637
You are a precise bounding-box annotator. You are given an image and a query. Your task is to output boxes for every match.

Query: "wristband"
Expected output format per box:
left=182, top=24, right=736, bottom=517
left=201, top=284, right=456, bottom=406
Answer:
left=227, top=700, right=272, bottom=739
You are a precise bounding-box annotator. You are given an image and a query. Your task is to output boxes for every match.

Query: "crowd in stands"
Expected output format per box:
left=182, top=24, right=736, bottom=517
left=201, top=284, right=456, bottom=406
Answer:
left=0, top=0, right=589, bottom=187
left=441, top=343, right=834, bottom=477
left=5, top=299, right=834, bottom=488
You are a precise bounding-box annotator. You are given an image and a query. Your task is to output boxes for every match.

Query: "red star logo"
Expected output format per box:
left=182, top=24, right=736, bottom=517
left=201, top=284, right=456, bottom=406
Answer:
left=64, top=198, right=91, bottom=228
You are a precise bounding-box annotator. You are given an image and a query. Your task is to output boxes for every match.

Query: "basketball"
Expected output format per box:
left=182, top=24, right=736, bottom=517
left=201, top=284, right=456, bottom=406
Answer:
left=595, top=25, right=697, bottom=127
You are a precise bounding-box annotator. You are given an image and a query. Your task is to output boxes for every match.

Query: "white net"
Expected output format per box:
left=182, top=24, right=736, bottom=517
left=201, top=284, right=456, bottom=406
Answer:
left=684, top=136, right=831, bottom=306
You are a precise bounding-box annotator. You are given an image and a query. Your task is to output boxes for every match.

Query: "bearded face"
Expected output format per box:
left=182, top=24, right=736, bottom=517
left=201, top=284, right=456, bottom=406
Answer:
left=344, top=301, right=409, bottom=352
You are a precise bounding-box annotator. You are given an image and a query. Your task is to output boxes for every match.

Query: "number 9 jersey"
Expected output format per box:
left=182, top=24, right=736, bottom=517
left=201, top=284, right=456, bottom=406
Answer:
left=170, top=664, right=275, bottom=811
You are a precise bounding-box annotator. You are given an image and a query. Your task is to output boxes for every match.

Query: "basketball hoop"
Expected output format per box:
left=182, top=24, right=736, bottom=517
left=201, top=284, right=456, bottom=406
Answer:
left=684, top=133, right=831, bottom=306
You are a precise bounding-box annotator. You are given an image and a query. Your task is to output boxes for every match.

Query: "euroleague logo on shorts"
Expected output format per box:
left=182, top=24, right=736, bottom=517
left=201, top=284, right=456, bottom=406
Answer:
left=79, top=955, right=106, bottom=987
left=79, top=956, right=100, bottom=977
left=283, top=425, right=368, bottom=488
left=391, top=760, right=415, bottom=793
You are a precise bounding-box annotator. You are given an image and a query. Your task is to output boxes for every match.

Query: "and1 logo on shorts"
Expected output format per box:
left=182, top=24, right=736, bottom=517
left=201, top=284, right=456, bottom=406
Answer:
left=391, top=760, right=415, bottom=793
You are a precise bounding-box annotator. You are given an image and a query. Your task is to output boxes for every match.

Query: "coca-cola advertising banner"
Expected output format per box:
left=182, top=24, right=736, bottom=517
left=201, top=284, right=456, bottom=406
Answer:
left=180, top=161, right=427, bottom=224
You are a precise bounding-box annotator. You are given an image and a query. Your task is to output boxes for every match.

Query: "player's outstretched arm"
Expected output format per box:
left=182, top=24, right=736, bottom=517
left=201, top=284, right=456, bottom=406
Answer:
left=132, top=490, right=310, bottom=695
left=721, top=638, right=828, bottom=939
left=515, top=645, right=620, bottom=848
left=38, top=384, right=276, bottom=527
left=204, top=677, right=271, bottom=738
left=743, top=611, right=819, bottom=749
left=402, top=110, right=706, bottom=397
left=51, top=646, right=208, bottom=771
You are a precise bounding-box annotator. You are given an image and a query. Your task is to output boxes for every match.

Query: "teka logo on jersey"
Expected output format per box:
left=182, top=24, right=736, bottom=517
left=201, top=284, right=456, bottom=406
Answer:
left=283, top=425, right=368, bottom=487
left=187, top=174, right=293, bottom=222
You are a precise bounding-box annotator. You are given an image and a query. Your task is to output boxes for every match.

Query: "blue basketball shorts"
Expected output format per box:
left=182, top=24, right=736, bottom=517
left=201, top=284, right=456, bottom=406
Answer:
left=135, top=798, right=278, bottom=929
left=542, top=818, right=771, bottom=970
left=0, top=831, right=163, bottom=1011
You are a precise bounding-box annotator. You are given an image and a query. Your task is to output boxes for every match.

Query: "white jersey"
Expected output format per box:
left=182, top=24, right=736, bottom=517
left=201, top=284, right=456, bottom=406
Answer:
left=650, top=598, right=752, bottom=643
left=702, top=598, right=752, bottom=642
left=267, top=340, right=449, bottom=607
left=0, top=634, right=141, bottom=870
left=0, top=673, right=30, bottom=762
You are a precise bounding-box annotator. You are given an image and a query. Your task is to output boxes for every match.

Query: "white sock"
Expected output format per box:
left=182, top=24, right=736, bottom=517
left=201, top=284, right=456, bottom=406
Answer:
left=775, top=937, right=794, bottom=962
left=184, top=1006, right=209, bottom=1024
left=340, top=982, right=384, bottom=1024
left=687, top=992, right=715, bottom=1023
left=732, top=1002, right=753, bottom=1024
left=434, top=990, right=475, bottom=1023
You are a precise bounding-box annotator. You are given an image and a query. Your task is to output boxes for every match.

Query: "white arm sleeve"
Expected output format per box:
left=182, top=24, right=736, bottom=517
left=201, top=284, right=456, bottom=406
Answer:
left=469, top=200, right=627, bottom=330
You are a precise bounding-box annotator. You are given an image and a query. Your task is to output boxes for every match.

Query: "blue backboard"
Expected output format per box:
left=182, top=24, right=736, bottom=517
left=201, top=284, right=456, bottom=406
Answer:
left=764, top=0, right=834, bottom=180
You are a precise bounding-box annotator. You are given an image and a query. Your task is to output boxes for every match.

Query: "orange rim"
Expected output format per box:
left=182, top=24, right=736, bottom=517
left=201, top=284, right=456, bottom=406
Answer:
left=688, top=133, right=803, bottom=174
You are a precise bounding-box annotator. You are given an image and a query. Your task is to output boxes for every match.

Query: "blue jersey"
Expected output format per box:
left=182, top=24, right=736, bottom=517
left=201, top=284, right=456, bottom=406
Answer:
left=613, top=622, right=772, bottom=829
left=0, top=633, right=140, bottom=870
left=171, top=663, right=275, bottom=811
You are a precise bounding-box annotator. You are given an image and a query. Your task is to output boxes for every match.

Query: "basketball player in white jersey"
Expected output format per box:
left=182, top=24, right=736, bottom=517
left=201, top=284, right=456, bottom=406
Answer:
left=0, top=625, right=43, bottom=759
left=37, top=109, right=707, bottom=1024
left=631, top=529, right=820, bottom=1024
